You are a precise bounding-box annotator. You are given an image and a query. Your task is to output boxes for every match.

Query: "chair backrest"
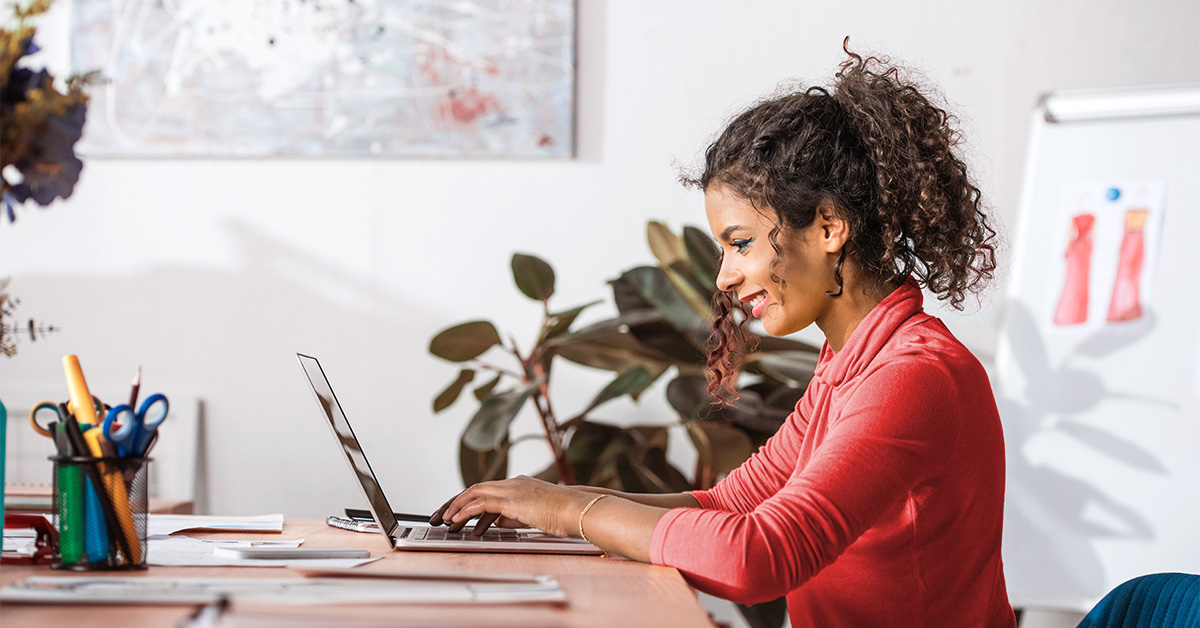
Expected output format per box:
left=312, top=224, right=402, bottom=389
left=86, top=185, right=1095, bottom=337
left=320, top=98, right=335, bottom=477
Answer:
left=1076, top=573, right=1199, bottom=628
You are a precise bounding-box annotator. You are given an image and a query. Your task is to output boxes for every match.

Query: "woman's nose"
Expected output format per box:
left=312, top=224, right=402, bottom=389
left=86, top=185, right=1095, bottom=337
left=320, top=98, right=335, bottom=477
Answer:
left=715, top=259, right=742, bottom=293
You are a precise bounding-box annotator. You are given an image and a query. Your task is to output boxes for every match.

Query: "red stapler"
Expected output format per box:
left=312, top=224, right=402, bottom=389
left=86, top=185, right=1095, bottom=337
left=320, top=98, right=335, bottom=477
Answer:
left=2, top=513, right=59, bottom=565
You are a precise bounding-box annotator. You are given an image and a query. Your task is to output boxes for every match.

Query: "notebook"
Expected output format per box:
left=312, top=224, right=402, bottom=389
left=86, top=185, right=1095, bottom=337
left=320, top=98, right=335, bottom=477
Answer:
left=296, top=353, right=605, bottom=555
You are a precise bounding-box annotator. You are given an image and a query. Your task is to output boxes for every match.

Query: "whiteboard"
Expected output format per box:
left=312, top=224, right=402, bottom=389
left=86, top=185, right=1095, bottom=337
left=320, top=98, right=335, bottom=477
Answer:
left=995, top=84, right=1200, bottom=610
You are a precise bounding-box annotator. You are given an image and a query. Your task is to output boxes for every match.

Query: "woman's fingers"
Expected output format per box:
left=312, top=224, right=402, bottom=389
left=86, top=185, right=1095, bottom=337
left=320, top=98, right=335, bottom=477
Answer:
left=429, top=496, right=456, bottom=526
left=473, top=512, right=501, bottom=536
left=447, top=495, right=493, bottom=532
left=432, top=476, right=572, bottom=536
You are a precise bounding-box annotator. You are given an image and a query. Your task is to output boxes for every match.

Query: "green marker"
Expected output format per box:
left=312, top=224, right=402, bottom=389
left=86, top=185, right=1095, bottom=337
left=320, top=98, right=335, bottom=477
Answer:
left=53, top=423, right=84, bottom=564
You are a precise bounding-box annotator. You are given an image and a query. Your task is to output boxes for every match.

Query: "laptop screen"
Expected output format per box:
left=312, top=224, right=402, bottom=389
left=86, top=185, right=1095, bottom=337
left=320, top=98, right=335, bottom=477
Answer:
left=296, top=353, right=399, bottom=540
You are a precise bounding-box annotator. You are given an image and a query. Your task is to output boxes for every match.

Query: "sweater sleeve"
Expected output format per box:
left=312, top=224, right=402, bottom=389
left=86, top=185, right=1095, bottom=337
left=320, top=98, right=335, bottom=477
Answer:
left=688, top=390, right=813, bottom=513
left=650, top=359, right=962, bottom=604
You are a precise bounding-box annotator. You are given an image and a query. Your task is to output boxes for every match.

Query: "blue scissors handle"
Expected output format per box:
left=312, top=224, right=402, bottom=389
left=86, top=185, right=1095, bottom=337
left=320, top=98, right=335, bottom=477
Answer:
left=102, top=393, right=168, bottom=457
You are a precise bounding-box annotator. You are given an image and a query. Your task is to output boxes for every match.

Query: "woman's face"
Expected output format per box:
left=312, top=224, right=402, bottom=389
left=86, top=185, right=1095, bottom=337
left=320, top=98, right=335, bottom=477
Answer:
left=705, top=184, right=839, bottom=337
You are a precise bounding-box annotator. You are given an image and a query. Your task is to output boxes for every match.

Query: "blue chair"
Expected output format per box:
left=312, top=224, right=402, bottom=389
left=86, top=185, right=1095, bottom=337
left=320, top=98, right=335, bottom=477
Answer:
left=1076, top=573, right=1199, bottom=628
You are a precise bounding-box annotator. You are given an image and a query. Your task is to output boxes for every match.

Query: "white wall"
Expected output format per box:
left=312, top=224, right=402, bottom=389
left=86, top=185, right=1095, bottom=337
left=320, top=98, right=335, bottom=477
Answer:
left=3, top=0, right=1198, bottom=523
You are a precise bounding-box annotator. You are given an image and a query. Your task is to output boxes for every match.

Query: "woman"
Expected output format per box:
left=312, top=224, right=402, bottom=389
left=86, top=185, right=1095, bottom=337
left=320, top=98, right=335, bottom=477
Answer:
left=432, top=43, right=1015, bottom=627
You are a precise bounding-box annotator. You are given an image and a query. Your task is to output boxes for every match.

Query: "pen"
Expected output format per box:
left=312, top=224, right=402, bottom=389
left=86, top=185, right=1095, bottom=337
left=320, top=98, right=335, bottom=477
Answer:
left=128, top=366, right=141, bottom=409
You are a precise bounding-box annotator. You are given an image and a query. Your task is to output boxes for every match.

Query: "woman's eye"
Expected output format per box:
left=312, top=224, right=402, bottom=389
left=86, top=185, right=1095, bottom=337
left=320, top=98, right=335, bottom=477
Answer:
left=732, top=238, right=753, bottom=254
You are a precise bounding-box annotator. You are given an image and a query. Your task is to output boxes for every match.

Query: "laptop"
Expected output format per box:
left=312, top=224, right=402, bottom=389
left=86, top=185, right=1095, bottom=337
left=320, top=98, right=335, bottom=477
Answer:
left=296, top=353, right=605, bottom=555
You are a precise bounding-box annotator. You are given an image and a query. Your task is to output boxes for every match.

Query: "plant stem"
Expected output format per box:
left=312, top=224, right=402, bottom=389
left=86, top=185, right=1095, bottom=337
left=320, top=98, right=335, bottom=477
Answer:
left=530, top=358, right=576, bottom=485
left=510, top=336, right=576, bottom=485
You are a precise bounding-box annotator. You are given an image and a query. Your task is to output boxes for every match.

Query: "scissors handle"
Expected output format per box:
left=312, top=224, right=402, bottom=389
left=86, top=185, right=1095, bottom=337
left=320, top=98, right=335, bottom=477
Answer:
left=133, top=394, right=168, bottom=456
left=136, top=394, right=169, bottom=429
left=102, top=393, right=168, bottom=457
left=29, top=402, right=61, bottom=439
left=102, top=406, right=138, bottom=457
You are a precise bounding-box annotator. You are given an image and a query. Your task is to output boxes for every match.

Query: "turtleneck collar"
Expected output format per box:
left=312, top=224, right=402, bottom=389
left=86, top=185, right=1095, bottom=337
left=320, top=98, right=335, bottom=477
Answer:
left=812, top=278, right=926, bottom=386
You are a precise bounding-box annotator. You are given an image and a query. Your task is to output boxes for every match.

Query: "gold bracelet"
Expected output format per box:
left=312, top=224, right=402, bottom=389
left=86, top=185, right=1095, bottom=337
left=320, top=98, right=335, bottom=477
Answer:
left=578, top=494, right=611, bottom=544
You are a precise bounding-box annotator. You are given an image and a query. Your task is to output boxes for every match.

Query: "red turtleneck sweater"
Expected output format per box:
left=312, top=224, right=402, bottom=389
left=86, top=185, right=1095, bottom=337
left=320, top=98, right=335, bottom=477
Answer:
left=650, top=281, right=1015, bottom=627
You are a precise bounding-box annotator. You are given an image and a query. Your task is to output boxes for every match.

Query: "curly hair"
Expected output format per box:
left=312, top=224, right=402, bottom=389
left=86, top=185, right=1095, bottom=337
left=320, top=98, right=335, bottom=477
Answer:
left=687, top=39, right=998, bottom=402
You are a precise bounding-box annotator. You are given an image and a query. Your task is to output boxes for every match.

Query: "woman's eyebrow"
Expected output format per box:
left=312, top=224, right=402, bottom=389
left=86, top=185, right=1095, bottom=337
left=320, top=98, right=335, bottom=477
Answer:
left=720, top=225, right=746, bottom=242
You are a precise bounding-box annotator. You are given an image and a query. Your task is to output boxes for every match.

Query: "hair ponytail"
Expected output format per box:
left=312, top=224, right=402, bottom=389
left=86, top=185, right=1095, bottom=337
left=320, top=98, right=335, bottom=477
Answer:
left=831, top=37, right=997, bottom=307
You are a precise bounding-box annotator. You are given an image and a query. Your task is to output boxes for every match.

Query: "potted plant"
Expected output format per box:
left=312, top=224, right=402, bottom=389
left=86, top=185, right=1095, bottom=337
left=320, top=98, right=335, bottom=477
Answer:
left=429, top=221, right=820, bottom=492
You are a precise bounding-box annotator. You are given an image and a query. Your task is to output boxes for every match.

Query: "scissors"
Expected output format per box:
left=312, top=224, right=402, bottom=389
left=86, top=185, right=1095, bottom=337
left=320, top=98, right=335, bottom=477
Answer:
left=28, top=401, right=64, bottom=440
left=30, top=396, right=107, bottom=444
left=102, top=393, right=168, bottom=457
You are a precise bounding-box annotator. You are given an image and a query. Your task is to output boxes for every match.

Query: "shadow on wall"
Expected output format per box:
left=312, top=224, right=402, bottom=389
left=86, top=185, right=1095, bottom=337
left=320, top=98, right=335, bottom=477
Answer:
left=1000, top=301, right=1167, bottom=600
left=4, top=219, right=442, bottom=515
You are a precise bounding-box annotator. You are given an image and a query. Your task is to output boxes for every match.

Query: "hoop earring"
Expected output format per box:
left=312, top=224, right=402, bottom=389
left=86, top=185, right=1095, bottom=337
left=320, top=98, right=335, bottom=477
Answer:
left=825, top=250, right=845, bottom=298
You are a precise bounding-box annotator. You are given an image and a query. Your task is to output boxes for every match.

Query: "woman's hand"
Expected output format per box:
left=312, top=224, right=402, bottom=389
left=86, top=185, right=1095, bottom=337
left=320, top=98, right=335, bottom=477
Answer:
left=429, top=475, right=594, bottom=538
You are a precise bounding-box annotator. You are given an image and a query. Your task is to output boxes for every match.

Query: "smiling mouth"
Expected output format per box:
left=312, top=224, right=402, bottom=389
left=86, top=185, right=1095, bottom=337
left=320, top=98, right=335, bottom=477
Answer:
left=743, top=292, right=769, bottom=317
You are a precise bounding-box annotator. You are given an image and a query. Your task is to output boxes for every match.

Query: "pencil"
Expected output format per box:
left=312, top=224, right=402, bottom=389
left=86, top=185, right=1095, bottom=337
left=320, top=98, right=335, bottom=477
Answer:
left=128, top=365, right=141, bottom=409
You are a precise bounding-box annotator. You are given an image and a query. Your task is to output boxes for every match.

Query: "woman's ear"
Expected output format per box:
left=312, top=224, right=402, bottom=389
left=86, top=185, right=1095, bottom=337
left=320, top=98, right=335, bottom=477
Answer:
left=815, top=200, right=850, bottom=253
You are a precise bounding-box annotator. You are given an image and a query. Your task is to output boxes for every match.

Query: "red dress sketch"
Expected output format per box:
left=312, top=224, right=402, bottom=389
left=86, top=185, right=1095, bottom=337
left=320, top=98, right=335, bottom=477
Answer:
left=1054, top=213, right=1095, bottom=326
left=1106, top=209, right=1148, bottom=322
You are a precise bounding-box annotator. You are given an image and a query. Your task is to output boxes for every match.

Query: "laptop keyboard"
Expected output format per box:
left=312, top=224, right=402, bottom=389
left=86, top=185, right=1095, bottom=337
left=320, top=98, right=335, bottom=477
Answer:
left=413, top=527, right=523, bottom=542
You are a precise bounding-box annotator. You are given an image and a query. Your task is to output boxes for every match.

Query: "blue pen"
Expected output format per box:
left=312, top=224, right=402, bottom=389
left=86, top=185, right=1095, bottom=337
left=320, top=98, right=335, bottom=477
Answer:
left=82, top=468, right=111, bottom=563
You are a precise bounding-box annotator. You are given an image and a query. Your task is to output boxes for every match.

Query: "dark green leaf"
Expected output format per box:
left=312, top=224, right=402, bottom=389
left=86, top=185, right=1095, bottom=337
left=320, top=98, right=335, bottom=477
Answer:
left=627, top=425, right=671, bottom=450
left=637, top=446, right=693, bottom=493
left=751, top=334, right=822, bottom=355
left=683, top=226, right=720, bottom=291
left=459, top=433, right=508, bottom=487
left=512, top=253, right=556, bottom=301
left=617, top=266, right=710, bottom=338
left=551, top=333, right=673, bottom=374
left=752, top=352, right=819, bottom=386
left=685, top=420, right=756, bottom=478
left=609, top=272, right=654, bottom=313
left=580, top=366, right=655, bottom=416
left=473, top=373, right=503, bottom=401
left=548, top=308, right=665, bottom=346
left=664, top=262, right=713, bottom=319
left=719, top=390, right=786, bottom=434
left=433, top=368, right=475, bottom=413
left=762, top=384, right=805, bottom=411
left=666, top=374, right=713, bottom=421
left=560, top=301, right=706, bottom=368
left=542, top=300, right=603, bottom=340
left=647, top=220, right=685, bottom=266
left=462, top=386, right=533, bottom=451
left=429, top=321, right=502, bottom=362
left=566, top=421, right=626, bottom=486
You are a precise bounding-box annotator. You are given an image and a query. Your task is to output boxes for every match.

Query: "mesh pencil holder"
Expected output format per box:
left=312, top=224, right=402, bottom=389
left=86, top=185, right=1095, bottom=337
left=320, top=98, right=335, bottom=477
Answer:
left=50, top=455, right=150, bottom=570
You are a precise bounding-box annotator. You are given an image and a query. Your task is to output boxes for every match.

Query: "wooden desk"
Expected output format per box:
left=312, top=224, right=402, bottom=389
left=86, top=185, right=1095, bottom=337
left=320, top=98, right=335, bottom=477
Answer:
left=0, top=519, right=716, bottom=628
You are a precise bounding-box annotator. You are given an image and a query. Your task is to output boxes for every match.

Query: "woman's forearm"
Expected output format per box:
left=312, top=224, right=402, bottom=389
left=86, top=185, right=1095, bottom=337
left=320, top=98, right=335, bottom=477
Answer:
left=573, top=486, right=701, bottom=509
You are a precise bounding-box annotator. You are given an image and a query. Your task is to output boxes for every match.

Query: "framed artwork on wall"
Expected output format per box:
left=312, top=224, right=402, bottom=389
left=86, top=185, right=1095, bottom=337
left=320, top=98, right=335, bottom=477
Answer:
left=70, top=0, right=575, bottom=158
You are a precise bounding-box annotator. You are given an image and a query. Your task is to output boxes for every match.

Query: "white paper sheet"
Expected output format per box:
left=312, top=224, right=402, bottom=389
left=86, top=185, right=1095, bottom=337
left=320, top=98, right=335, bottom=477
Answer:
left=147, top=514, right=285, bottom=537
left=146, top=536, right=378, bottom=568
